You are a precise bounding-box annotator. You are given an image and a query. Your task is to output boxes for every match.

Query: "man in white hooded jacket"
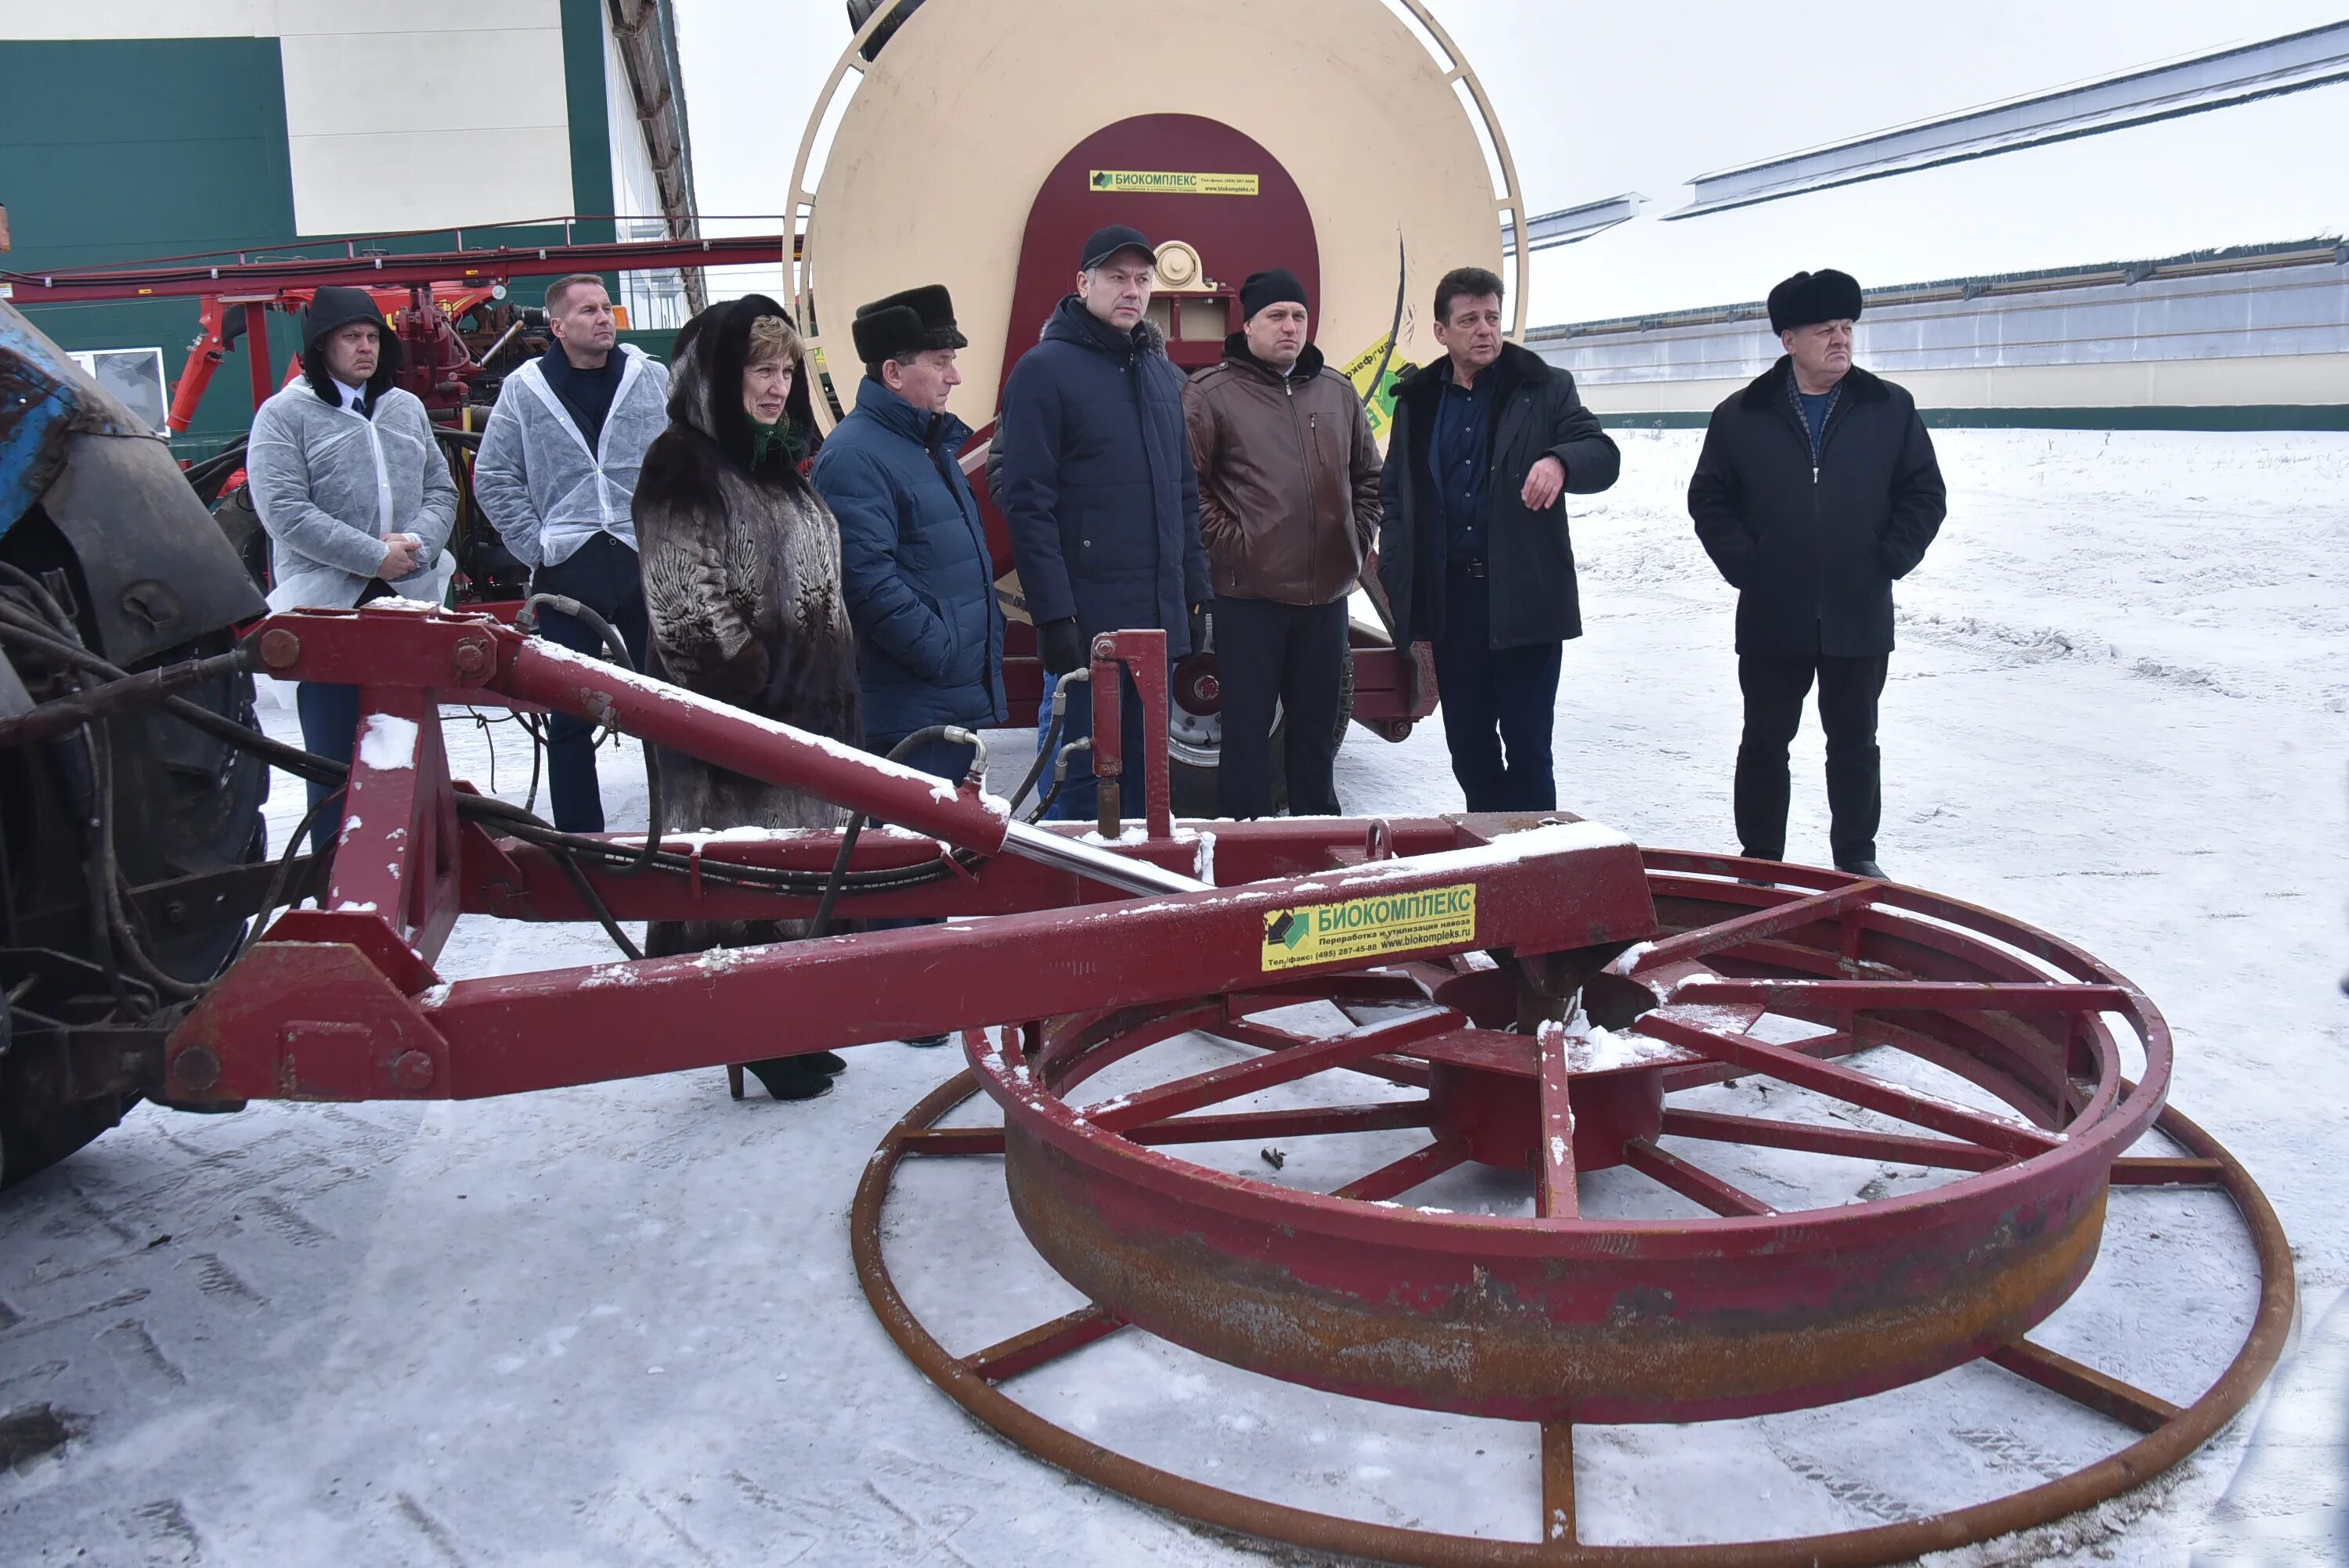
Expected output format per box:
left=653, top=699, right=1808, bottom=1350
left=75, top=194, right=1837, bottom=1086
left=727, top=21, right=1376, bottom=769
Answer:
left=473, top=272, right=670, bottom=831
left=247, top=287, right=457, bottom=860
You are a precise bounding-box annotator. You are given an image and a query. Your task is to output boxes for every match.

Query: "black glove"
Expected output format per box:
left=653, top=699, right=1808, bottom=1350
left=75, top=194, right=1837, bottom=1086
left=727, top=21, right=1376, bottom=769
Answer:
left=1189, top=602, right=1208, bottom=654
left=1037, top=617, right=1085, bottom=676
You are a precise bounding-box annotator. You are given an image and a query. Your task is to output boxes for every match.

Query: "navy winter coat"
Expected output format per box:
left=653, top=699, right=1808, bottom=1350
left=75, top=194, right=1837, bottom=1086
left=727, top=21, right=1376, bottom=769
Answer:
left=812, top=377, right=1006, bottom=743
left=997, top=296, right=1211, bottom=656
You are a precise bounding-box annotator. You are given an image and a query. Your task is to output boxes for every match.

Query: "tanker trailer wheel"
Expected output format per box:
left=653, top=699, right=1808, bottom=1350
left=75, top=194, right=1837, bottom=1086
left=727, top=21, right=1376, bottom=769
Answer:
left=0, top=536, right=269, bottom=1188
left=1167, top=643, right=1354, bottom=819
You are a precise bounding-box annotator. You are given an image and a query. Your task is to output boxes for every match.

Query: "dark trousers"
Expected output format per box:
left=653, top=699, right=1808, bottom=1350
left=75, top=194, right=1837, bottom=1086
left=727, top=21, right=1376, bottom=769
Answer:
left=1047, top=658, right=1155, bottom=823
left=295, top=680, right=360, bottom=860
left=1734, top=653, right=1889, bottom=864
left=1429, top=568, right=1562, bottom=813
left=1213, top=593, right=1347, bottom=819
left=530, top=532, right=650, bottom=833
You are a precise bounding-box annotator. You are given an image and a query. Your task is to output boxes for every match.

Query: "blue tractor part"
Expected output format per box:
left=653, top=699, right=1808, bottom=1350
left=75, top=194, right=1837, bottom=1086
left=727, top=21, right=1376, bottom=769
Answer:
left=1, top=302, right=270, bottom=1187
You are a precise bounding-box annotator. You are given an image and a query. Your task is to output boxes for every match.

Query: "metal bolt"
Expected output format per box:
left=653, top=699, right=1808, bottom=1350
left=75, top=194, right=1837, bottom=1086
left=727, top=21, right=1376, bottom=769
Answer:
left=257, top=628, right=302, bottom=669
left=450, top=639, right=491, bottom=680
left=392, top=1050, right=435, bottom=1090
left=172, top=1047, right=222, bottom=1093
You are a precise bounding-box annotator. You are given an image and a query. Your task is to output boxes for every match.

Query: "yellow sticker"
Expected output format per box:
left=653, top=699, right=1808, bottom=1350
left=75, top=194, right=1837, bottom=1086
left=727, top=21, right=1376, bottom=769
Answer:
left=1340, top=334, right=1402, bottom=444
left=1088, top=170, right=1261, bottom=196
left=1260, top=885, right=1477, bottom=971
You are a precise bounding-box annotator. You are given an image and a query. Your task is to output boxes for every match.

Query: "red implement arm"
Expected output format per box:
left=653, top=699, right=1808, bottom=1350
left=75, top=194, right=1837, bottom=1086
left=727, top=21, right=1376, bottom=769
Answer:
left=165, top=606, right=1653, bottom=1105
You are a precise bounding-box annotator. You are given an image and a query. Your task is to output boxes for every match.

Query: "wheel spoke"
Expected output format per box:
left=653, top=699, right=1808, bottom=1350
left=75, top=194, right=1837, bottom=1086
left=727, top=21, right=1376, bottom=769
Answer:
left=1633, top=1014, right=2061, bottom=1159
left=1092, top=1011, right=1458, bottom=1134
left=964, top=1304, right=1126, bottom=1382
left=2111, top=1155, right=2224, bottom=1187
left=1988, top=1339, right=2180, bottom=1433
left=1623, top=1137, right=1775, bottom=1217
left=1628, top=881, right=1880, bottom=972
left=1661, top=1028, right=1855, bottom=1093
left=1658, top=1108, right=2008, bottom=1171
left=1128, top=1101, right=1431, bottom=1146
left=1540, top=1419, right=1577, bottom=1545
left=1535, top=1020, right=1577, bottom=1219
left=1667, top=978, right=2136, bottom=1014
left=900, top=1126, right=1006, bottom=1156
left=1329, top=1134, right=1469, bottom=1203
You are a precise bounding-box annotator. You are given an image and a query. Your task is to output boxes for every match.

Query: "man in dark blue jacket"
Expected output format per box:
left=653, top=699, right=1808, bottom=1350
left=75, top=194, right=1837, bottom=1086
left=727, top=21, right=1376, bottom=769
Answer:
left=998, top=224, right=1211, bottom=820
left=813, top=283, right=1005, bottom=777
left=812, top=283, right=1003, bottom=1049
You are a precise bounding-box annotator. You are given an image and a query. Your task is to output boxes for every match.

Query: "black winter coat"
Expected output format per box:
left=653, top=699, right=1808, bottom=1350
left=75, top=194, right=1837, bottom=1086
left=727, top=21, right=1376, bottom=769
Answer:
left=998, top=296, right=1211, bottom=655
left=1376, top=343, right=1620, bottom=650
left=1687, top=359, right=1946, bottom=658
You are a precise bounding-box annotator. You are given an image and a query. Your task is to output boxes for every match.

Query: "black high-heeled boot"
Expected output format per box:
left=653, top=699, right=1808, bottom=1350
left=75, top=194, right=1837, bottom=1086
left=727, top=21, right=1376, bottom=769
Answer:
left=743, top=1056, right=833, bottom=1101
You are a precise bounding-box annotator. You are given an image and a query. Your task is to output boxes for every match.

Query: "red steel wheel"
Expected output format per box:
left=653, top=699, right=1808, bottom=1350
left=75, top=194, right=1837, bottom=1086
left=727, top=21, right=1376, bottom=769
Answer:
left=852, top=851, right=2292, bottom=1563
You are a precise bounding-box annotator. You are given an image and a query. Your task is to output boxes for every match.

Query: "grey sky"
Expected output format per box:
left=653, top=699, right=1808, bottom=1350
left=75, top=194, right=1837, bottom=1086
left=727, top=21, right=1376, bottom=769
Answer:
left=675, top=1, right=2349, bottom=324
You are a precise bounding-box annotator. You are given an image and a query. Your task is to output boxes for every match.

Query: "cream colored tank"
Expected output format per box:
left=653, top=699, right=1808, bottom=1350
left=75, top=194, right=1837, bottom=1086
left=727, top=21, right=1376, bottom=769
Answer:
left=788, top=0, right=1529, bottom=438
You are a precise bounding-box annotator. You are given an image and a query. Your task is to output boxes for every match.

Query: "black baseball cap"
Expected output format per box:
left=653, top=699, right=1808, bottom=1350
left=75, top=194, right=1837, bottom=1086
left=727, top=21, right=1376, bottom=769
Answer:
left=1080, top=223, right=1154, bottom=271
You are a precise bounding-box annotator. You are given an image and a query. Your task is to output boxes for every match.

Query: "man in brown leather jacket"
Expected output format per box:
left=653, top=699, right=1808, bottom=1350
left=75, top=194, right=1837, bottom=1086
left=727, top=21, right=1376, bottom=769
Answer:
left=1182, top=269, right=1382, bottom=817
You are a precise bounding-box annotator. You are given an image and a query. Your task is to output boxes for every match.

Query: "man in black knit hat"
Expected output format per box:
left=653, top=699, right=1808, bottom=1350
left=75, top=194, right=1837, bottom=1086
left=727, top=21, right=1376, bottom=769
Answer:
left=1686, top=269, right=1948, bottom=879
left=1182, top=268, right=1381, bottom=817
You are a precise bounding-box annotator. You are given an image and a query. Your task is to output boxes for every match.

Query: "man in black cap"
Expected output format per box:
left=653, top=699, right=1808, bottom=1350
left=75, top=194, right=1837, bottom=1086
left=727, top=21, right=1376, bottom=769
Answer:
left=998, top=223, right=1210, bottom=820
left=1687, top=269, right=1947, bottom=879
left=1182, top=268, right=1380, bottom=817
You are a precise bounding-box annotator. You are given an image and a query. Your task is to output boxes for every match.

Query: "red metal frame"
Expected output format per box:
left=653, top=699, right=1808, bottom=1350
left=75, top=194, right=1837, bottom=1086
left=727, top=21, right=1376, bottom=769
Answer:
left=168, top=604, right=1638, bottom=1104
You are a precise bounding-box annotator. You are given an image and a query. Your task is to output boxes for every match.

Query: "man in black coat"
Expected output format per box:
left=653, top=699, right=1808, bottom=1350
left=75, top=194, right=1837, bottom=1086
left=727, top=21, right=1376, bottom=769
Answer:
left=1377, top=267, right=1620, bottom=812
left=1686, top=269, right=1947, bottom=878
left=998, top=223, right=1211, bottom=820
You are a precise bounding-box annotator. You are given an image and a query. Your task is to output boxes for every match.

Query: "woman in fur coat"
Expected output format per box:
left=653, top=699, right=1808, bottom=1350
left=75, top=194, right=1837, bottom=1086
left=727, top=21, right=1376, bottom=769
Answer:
left=633, top=294, right=862, bottom=1101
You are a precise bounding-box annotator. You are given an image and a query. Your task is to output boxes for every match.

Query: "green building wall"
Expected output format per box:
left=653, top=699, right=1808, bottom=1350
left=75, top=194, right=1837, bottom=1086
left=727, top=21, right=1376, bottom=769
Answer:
left=2, top=2, right=627, bottom=457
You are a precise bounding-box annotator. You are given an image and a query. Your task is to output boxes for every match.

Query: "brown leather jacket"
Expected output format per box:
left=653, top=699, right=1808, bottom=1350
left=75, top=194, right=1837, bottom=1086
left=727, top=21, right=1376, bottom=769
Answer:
left=1182, top=338, right=1382, bottom=605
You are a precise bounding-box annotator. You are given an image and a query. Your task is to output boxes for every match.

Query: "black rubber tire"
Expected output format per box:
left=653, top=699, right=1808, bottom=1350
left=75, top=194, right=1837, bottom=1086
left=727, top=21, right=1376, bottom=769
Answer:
left=0, top=565, right=267, bottom=1188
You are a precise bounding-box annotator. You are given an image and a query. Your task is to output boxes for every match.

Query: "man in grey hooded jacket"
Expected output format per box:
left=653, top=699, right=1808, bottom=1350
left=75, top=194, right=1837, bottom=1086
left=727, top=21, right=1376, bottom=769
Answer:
left=247, top=286, right=457, bottom=858
left=474, top=272, right=671, bottom=831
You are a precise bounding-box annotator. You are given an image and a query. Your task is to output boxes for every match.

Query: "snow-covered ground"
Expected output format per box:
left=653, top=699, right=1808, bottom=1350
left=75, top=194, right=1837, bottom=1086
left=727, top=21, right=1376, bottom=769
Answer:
left=3, top=429, right=2345, bottom=1565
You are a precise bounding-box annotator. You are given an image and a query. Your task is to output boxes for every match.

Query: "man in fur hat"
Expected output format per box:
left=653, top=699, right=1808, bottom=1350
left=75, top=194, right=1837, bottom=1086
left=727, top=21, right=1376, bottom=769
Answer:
left=246, top=286, right=457, bottom=858
left=811, top=284, right=1004, bottom=1050
left=813, top=284, right=1004, bottom=779
left=1687, top=269, right=1948, bottom=880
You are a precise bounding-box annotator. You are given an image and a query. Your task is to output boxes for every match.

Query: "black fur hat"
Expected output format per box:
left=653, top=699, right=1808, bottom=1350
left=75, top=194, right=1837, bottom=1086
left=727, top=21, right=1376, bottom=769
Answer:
left=851, top=284, right=969, bottom=364
left=1766, top=269, right=1863, bottom=335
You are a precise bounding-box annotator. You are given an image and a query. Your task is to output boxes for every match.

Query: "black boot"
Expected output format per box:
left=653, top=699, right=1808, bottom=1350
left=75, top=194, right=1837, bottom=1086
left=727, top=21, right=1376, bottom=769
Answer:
left=904, top=1033, right=952, bottom=1049
left=808, top=1051, right=847, bottom=1076
left=742, top=1056, right=833, bottom=1101
left=1836, top=858, right=1886, bottom=880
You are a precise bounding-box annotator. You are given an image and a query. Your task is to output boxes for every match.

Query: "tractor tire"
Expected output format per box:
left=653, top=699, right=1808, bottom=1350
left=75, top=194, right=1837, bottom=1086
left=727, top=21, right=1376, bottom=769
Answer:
left=208, top=481, right=272, bottom=595
left=0, top=611, right=268, bottom=1188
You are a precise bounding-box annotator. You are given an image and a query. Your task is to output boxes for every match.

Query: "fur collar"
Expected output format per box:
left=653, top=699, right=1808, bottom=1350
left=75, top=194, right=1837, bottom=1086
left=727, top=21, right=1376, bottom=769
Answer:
left=1739, top=355, right=1889, bottom=410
